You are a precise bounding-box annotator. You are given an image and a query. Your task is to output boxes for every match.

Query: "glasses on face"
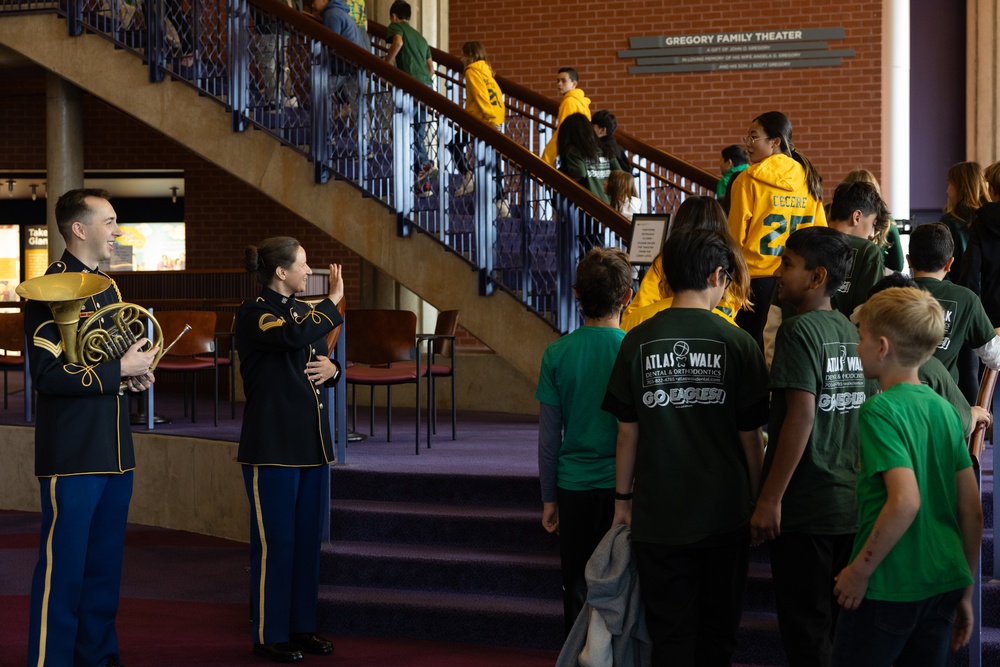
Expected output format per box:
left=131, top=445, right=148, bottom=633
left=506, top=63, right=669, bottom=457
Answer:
left=723, top=268, right=733, bottom=284
left=743, top=133, right=767, bottom=146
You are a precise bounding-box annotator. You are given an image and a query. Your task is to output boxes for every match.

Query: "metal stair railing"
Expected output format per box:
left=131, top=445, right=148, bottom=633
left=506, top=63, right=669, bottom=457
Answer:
left=0, top=0, right=714, bottom=334
left=366, top=21, right=719, bottom=216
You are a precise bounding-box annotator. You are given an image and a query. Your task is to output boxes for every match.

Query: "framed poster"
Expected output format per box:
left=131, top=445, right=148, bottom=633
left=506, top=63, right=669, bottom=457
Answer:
left=627, top=214, right=671, bottom=265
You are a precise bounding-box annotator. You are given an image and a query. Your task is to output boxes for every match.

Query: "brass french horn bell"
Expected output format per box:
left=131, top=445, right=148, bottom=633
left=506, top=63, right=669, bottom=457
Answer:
left=16, top=273, right=167, bottom=370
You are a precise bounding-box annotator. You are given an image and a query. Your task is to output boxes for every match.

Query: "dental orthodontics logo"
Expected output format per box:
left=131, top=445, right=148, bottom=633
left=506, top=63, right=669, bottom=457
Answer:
left=818, top=342, right=865, bottom=413
left=641, top=338, right=727, bottom=408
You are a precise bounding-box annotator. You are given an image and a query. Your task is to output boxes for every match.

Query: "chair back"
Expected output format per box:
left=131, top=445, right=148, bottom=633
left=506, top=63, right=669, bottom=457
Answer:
left=0, top=312, right=23, bottom=355
left=157, top=310, right=216, bottom=357
left=433, top=310, right=459, bottom=358
left=345, top=309, right=416, bottom=365
left=326, top=296, right=347, bottom=353
left=214, top=310, right=236, bottom=358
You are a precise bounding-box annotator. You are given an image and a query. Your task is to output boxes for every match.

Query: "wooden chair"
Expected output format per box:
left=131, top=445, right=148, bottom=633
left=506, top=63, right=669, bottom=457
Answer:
left=197, top=310, right=236, bottom=419
left=398, top=310, right=459, bottom=448
left=0, top=311, right=25, bottom=409
left=344, top=309, right=421, bottom=452
left=155, top=310, right=219, bottom=426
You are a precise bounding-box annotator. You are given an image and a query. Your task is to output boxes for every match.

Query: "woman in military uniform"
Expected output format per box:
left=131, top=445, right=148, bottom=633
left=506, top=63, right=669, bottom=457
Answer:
left=236, top=236, right=344, bottom=663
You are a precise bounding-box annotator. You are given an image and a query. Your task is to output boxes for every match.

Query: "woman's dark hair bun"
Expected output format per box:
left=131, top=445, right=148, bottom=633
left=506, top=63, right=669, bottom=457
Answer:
left=244, top=245, right=261, bottom=273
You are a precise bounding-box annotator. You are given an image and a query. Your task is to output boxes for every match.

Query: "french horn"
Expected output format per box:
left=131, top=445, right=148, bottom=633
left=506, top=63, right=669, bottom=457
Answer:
left=15, top=273, right=170, bottom=370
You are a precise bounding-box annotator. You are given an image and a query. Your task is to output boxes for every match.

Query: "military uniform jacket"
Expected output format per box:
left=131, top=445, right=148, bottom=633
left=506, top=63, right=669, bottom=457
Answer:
left=235, top=288, right=342, bottom=466
left=25, top=251, right=132, bottom=477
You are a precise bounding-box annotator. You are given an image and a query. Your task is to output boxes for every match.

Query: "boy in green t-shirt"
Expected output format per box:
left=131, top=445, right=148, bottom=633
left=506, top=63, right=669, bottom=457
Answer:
left=536, top=247, right=633, bottom=635
left=907, top=222, right=1000, bottom=402
left=384, top=0, right=437, bottom=189
left=605, top=229, right=768, bottom=666
left=830, top=287, right=984, bottom=667
left=762, top=180, right=890, bottom=367
left=866, top=273, right=991, bottom=439
left=751, top=226, right=864, bottom=667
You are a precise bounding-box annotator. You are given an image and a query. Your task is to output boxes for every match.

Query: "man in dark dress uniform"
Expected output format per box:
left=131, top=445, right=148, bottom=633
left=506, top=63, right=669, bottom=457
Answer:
left=25, top=189, right=160, bottom=667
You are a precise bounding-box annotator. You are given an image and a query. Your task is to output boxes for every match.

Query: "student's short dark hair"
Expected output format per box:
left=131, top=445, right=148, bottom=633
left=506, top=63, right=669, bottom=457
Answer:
left=829, top=181, right=884, bottom=222
left=867, top=272, right=917, bottom=300
left=591, top=110, right=617, bottom=135
left=785, top=226, right=852, bottom=296
left=558, top=67, right=579, bottom=82
left=573, top=247, right=632, bottom=319
left=908, top=223, right=954, bottom=272
left=389, top=0, right=411, bottom=20
left=55, top=188, right=112, bottom=241
left=721, top=145, right=748, bottom=166
left=662, top=229, right=735, bottom=295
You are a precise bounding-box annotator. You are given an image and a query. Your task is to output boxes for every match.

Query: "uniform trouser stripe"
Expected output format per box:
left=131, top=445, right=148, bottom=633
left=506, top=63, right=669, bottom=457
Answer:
left=35, top=478, right=58, bottom=667
left=252, top=467, right=269, bottom=645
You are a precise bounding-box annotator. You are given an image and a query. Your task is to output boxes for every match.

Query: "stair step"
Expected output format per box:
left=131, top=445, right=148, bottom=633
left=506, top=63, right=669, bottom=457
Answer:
left=321, top=541, right=561, bottom=598
left=330, top=499, right=558, bottom=553
left=316, top=584, right=563, bottom=650
left=331, top=468, right=541, bottom=509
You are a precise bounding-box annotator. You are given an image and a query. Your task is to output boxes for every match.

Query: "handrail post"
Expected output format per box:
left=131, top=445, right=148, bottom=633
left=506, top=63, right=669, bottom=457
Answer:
left=556, top=194, right=579, bottom=333
left=474, top=137, right=496, bottom=294
left=310, top=37, right=331, bottom=183
left=146, top=0, right=165, bottom=83
left=227, top=0, right=248, bottom=130
left=392, top=86, right=414, bottom=221
left=64, top=0, right=81, bottom=36
left=333, top=320, right=347, bottom=466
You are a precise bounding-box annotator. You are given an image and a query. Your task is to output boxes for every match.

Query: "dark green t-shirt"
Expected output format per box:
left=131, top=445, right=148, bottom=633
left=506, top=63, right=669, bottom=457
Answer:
left=536, top=325, right=626, bottom=491
left=386, top=21, right=432, bottom=84
left=765, top=309, right=864, bottom=534
left=603, top=308, right=769, bottom=546
left=913, top=276, right=997, bottom=381
left=854, top=384, right=973, bottom=601
left=917, top=355, right=972, bottom=437
left=772, top=233, right=884, bottom=323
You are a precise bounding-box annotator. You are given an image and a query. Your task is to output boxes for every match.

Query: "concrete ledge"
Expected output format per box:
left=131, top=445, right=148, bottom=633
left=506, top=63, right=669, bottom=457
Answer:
left=0, top=426, right=250, bottom=543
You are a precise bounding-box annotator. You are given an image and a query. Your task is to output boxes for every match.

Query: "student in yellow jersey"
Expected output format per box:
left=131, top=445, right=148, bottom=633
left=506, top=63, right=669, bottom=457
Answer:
left=449, top=41, right=505, bottom=197
left=728, top=111, right=826, bottom=349
left=621, top=196, right=750, bottom=332
left=541, top=67, right=592, bottom=166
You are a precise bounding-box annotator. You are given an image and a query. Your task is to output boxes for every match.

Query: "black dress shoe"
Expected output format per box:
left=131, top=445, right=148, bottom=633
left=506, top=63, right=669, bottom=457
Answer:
left=290, top=632, right=334, bottom=655
left=253, top=643, right=304, bottom=663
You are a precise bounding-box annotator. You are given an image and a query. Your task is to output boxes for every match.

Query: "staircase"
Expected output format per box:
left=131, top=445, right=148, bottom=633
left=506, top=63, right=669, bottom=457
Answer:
left=316, top=445, right=1000, bottom=664
left=320, top=466, right=563, bottom=650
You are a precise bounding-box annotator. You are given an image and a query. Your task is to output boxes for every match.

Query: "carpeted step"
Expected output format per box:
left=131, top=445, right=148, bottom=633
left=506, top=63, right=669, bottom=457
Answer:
left=320, top=541, right=561, bottom=599
left=950, top=625, right=1000, bottom=666
left=733, top=611, right=785, bottom=666
left=330, top=499, right=558, bottom=553
left=743, top=561, right=777, bottom=611
left=316, top=584, right=563, bottom=650
left=331, top=468, right=541, bottom=509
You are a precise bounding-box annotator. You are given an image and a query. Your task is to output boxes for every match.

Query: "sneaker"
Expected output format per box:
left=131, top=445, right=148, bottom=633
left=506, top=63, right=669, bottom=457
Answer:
left=415, top=182, right=434, bottom=198
left=455, top=173, right=475, bottom=197
left=417, top=163, right=438, bottom=182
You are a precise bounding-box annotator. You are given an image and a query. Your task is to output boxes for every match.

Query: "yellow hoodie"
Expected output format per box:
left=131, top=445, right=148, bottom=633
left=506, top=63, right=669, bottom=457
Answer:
left=541, top=88, right=591, bottom=166
left=727, top=153, right=826, bottom=278
left=620, top=255, right=740, bottom=331
left=465, top=60, right=505, bottom=127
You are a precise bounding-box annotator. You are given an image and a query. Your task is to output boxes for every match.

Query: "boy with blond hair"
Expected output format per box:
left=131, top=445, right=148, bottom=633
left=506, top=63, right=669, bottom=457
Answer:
left=831, top=287, right=984, bottom=667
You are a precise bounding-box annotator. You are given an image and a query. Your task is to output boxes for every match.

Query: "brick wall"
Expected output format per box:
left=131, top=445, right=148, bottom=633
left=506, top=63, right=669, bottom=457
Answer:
left=0, top=73, right=364, bottom=306
left=450, top=0, right=885, bottom=189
